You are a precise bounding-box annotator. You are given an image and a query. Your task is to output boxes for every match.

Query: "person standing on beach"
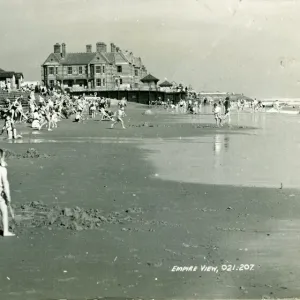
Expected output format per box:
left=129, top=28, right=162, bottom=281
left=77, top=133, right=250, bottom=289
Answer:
left=223, top=97, right=231, bottom=123
left=1, top=115, right=14, bottom=139
left=240, top=99, right=245, bottom=110
left=213, top=103, right=222, bottom=127
left=0, top=149, right=15, bottom=237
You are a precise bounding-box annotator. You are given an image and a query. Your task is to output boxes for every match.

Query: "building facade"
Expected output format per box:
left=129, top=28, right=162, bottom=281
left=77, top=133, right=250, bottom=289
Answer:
left=41, top=42, right=148, bottom=90
left=0, top=68, right=23, bottom=89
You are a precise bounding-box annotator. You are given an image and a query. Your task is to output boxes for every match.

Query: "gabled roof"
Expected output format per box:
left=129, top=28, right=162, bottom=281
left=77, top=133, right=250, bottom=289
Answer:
left=89, top=52, right=110, bottom=64
left=0, top=68, right=6, bottom=73
left=102, top=53, right=115, bottom=64
left=113, top=52, right=129, bottom=64
left=118, top=51, right=130, bottom=63
left=41, top=48, right=144, bottom=67
left=15, top=72, right=24, bottom=80
left=0, top=72, right=16, bottom=79
left=141, top=74, right=159, bottom=83
left=159, top=80, right=173, bottom=87
left=61, top=52, right=96, bottom=65
left=43, top=53, right=62, bottom=65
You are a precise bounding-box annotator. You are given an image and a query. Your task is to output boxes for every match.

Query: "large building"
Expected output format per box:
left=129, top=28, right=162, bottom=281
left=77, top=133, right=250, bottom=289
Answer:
left=41, top=42, right=148, bottom=90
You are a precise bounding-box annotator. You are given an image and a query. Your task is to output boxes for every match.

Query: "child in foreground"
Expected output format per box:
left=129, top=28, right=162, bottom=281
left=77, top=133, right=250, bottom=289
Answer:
left=111, top=107, right=126, bottom=129
left=0, top=149, right=15, bottom=236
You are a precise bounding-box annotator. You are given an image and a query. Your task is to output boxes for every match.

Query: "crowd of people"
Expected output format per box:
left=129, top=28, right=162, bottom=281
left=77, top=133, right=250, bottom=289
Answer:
left=149, top=96, right=271, bottom=127
left=0, top=84, right=286, bottom=139
left=0, top=90, right=128, bottom=140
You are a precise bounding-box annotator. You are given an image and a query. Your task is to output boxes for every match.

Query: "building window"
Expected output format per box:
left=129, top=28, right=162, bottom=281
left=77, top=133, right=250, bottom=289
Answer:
left=103, top=78, right=106, bottom=86
left=85, top=66, right=88, bottom=74
left=56, top=67, right=58, bottom=75
left=134, top=83, right=138, bottom=88
left=79, top=66, right=83, bottom=74
left=135, top=69, right=138, bottom=76
left=96, top=79, right=101, bottom=86
left=96, top=66, right=101, bottom=74
left=68, top=67, right=72, bottom=75
left=120, top=79, right=123, bottom=84
left=49, top=67, right=54, bottom=75
left=102, top=66, right=105, bottom=73
left=117, top=66, right=122, bottom=73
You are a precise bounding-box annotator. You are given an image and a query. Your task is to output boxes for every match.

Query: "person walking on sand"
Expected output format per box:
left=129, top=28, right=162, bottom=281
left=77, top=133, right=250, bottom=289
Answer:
left=0, top=149, right=15, bottom=236
left=111, top=107, right=126, bottom=129
left=223, top=96, right=231, bottom=124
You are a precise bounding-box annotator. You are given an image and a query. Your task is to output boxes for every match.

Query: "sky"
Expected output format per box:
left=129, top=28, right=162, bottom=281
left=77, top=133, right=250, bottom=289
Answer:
left=1, top=0, right=300, bottom=98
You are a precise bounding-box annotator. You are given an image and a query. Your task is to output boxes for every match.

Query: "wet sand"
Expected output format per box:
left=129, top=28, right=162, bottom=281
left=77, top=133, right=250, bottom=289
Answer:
left=0, top=104, right=300, bottom=299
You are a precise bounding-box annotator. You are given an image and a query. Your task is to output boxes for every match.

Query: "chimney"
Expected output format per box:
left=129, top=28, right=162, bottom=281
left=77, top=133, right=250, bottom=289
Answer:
left=62, top=43, right=66, bottom=58
left=54, top=43, right=61, bottom=54
left=86, top=44, right=92, bottom=53
left=96, top=42, right=107, bottom=53
left=110, top=43, right=116, bottom=53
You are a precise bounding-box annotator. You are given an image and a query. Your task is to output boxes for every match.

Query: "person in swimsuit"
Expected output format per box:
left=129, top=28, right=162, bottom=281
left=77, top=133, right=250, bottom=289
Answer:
left=10, top=97, right=20, bottom=121
left=213, top=103, right=222, bottom=127
left=240, top=99, right=245, bottom=110
left=38, top=104, right=52, bottom=131
left=15, top=98, right=27, bottom=123
left=76, top=99, right=84, bottom=119
left=0, top=149, right=15, bottom=236
left=74, top=110, right=81, bottom=122
left=32, top=109, right=41, bottom=129
left=50, top=110, right=58, bottom=129
left=89, top=101, right=96, bottom=119
left=111, top=107, right=126, bottom=129
left=223, top=96, right=231, bottom=123
left=1, top=115, right=15, bottom=139
left=29, top=97, right=36, bottom=115
left=100, top=107, right=113, bottom=121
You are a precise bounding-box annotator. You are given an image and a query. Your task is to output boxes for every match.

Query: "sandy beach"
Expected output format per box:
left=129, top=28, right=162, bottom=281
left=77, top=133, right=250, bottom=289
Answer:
left=0, top=104, right=298, bottom=299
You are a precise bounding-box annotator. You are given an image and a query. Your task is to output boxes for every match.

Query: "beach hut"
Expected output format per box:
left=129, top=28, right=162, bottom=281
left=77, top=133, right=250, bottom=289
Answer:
left=159, top=79, right=173, bottom=92
left=0, top=71, right=24, bottom=89
left=159, top=80, right=172, bottom=88
left=140, top=74, right=159, bottom=90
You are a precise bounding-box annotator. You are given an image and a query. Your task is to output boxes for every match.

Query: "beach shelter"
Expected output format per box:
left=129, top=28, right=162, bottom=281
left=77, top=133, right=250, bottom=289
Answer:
left=159, top=80, right=173, bottom=88
left=141, top=74, right=159, bottom=90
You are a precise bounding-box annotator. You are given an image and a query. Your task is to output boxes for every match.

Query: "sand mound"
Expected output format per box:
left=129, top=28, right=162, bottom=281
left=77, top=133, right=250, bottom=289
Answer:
left=130, top=122, right=154, bottom=128
left=3, top=149, right=18, bottom=158
left=11, top=201, right=143, bottom=231
left=3, top=148, right=51, bottom=159
left=143, top=110, right=153, bottom=115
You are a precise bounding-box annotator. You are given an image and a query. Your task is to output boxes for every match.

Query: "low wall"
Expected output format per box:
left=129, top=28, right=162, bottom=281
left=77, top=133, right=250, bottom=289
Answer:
left=71, top=90, right=186, bottom=105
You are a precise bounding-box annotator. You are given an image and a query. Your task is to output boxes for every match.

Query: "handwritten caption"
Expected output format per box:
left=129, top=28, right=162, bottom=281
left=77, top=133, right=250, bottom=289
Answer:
left=171, top=264, right=255, bottom=273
